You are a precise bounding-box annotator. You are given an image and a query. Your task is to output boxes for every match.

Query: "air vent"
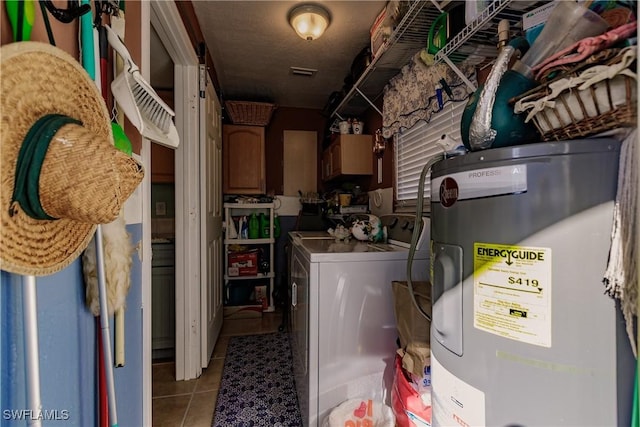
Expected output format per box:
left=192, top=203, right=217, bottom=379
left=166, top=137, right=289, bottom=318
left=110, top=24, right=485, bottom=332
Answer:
left=290, top=67, right=317, bottom=77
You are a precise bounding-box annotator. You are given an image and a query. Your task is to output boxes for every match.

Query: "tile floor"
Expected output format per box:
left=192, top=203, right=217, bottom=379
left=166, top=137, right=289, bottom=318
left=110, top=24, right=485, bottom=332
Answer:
left=152, top=311, right=285, bottom=427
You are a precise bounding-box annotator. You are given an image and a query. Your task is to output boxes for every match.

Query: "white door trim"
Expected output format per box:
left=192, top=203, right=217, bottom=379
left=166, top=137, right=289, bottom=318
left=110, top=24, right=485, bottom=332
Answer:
left=138, top=4, right=152, bottom=427
left=149, top=0, right=202, bottom=383
left=144, top=0, right=201, bottom=396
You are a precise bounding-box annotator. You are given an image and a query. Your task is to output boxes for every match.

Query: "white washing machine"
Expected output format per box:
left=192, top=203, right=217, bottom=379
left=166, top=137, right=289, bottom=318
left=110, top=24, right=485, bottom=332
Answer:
left=288, top=214, right=431, bottom=426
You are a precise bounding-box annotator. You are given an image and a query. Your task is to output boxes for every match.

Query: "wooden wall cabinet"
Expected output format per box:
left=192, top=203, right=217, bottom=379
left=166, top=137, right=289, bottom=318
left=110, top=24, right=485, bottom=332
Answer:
left=223, top=125, right=265, bottom=194
left=322, top=134, right=373, bottom=181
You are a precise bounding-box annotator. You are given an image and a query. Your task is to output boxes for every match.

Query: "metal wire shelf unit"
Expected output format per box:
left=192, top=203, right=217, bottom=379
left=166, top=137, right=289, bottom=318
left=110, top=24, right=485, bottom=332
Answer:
left=330, top=0, right=548, bottom=119
left=434, top=0, right=543, bottom=63
left=331, top=0, right=439, bottom=119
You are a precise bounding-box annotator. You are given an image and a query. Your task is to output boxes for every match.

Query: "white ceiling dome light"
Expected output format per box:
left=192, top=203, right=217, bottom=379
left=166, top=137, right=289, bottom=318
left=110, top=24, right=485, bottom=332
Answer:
left=288, top=4, right=331, bottom=41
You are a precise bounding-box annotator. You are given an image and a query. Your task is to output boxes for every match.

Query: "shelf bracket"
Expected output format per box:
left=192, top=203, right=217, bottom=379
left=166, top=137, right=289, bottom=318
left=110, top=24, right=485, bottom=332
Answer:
left=433, top=0, right=513, bottom=93
left=441, top=55, right=477, bottom=92
left=355, top=87, right=383, bottom=117
left=429, top=0, right=444, bottom=13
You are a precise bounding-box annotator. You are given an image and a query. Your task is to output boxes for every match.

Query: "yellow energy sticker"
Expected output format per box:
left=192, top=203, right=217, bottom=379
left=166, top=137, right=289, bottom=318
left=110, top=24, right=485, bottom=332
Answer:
left=473, top=242, right=552, bottom=347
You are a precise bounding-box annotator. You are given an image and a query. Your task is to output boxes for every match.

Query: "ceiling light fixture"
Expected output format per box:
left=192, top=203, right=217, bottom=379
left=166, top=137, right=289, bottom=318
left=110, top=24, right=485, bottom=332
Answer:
left=288, top=4, right=331, bottom=41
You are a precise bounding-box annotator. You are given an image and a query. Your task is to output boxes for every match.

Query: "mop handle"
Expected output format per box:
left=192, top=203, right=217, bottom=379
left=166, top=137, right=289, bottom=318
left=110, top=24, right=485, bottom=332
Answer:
left=23, top=275, right=42, bottom=427
left=95, top=225, right=119, bottom=427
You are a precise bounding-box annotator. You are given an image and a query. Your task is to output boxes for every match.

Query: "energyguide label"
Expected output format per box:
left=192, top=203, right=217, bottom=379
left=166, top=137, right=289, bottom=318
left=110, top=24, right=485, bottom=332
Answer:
left=473, top=242, right=552, bottom=347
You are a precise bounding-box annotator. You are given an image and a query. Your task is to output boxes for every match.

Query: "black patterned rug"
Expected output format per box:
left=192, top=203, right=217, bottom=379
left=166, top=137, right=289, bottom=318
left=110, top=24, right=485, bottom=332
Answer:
left=212, top=333, right=303, bottom=427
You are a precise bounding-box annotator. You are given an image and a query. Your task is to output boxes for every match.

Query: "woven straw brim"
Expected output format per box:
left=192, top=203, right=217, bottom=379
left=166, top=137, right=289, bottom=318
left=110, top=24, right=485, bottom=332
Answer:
left=39, top=124, right=144, bottom=223
left=1, top=42, right=113, bottom=276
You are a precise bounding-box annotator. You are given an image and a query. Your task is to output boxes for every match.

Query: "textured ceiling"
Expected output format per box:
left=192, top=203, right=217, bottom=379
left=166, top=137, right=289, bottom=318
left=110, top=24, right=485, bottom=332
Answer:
left=189, top=1, right=387, bottom=110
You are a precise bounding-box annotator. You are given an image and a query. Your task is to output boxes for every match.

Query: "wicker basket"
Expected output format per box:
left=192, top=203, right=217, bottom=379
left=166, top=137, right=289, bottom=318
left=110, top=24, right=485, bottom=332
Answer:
left=225, top=101, right=277, bottom=126
left=514, top=47, right=637, bottom=141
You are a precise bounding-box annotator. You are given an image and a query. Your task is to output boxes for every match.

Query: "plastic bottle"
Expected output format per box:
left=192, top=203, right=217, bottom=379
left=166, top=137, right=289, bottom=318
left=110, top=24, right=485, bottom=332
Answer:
left=259, top=213, right=269, bottom=238
left=418, top=365, right=432, bottom=406
left=273, top=213, right=281, bottom=238
left=238, top=216, right=246, bottom=239
left=248, top=213, right=259, bottom=239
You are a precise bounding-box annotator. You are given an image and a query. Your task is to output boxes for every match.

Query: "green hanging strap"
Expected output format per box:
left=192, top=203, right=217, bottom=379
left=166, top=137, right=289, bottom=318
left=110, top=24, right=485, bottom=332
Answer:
left=9, top=114, right=81, bottom=220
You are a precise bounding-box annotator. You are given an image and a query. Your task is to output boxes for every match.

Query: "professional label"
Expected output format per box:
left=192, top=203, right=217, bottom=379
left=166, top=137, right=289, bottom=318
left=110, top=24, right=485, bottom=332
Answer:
left=431, top=164, right=527, bottom=204
left=432, top=354, right=486, bottom=427
left=473, top=242, right=552, bottom=347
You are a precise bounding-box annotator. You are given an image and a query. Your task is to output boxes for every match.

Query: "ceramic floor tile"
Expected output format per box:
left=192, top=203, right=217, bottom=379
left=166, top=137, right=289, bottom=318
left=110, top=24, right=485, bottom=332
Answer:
left=259, top=311, right=283, bottom=333
left=183, top=391, right=217, bottom=427
left=153, top=362, right=197, bottom=397
left=211, top=335, right=230, bottom=359
left=220, top=317, right=260, bottom=336
left=152, top=394, right=191, bottom=427
left=195, top=357, right=224, bottom=392
left=221, top=312, right=283, bottom=336
left=152, top=310, right=286, bottom=424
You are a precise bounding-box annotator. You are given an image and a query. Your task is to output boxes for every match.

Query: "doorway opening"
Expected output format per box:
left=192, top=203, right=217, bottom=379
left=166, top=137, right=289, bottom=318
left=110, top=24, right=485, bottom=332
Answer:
left=149, top=24, right=176, bottom=363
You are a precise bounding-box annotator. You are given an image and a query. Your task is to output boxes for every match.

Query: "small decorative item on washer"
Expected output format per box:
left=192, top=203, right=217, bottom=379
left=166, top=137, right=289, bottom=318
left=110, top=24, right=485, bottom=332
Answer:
left=351, top=214, right=385, bottom=243
left=328, top=224, right=351, bottom=241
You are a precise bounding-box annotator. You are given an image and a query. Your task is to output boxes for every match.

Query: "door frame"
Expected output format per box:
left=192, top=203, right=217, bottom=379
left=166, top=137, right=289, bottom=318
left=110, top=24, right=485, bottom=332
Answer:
left=142, top=1, right=202, bottom=421
left=149, top=0, right=201, bottom=380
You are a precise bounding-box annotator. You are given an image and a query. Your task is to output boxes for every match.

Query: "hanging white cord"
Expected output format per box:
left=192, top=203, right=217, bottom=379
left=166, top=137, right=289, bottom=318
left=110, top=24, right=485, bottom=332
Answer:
left=96, top=225, right=118, bottom=426
left=23, top=275, right=42, bottom=427
left=406, top=153, right=445, bottom=321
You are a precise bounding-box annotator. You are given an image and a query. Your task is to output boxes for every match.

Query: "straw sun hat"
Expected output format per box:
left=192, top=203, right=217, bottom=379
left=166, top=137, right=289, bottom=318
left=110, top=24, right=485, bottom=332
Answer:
left=0, top=41, right=144, bottom=276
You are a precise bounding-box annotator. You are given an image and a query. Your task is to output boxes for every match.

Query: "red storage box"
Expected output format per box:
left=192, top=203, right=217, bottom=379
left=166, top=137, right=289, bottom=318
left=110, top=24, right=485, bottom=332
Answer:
left=370, top=6, right=390, bottom=59
left=228, top=250, right=258, bottom=276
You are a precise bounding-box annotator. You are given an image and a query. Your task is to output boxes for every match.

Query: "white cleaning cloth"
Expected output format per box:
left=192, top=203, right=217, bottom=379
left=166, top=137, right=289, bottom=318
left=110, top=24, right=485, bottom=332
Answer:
left=603, top=128, right=638, bottom=357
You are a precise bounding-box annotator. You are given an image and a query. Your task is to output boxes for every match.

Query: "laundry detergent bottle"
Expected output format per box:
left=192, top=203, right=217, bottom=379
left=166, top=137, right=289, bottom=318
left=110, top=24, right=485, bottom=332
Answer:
left=259, top=212, right=270, bottom=238
left=248, top=213, right=259, bottom=239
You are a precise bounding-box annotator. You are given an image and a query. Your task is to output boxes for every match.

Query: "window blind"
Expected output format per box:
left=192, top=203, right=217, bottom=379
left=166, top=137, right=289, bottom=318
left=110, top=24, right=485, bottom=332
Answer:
left=394, top=101, right=466, bottom=210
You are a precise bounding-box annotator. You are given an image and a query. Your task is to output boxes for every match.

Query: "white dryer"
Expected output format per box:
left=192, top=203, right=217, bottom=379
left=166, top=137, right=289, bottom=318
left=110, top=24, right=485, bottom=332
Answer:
left=288, top=214, right=430, bottom=426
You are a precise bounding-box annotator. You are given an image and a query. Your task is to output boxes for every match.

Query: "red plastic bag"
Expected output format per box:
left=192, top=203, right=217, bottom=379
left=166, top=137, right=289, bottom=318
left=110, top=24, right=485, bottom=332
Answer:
left=391, top=354, right=432, bottom=427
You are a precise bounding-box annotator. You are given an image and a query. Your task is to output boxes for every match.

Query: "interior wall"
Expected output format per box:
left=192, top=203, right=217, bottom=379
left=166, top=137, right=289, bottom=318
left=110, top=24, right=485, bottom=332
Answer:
left=363, top=98, right=394, bottom=191
left=265, top=107, right=327, bottom=195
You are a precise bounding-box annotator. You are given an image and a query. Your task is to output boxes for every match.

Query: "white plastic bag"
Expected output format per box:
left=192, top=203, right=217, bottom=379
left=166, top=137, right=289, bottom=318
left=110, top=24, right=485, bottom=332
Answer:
left=324, top=399, right=395, bottom=427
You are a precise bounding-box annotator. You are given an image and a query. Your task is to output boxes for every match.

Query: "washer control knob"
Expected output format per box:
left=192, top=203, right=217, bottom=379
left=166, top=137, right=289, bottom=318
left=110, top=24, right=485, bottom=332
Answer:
left=389, top=218, right=398, bottom=228
left=408, top=222, right=415, bottom=231
left=401, top=220, right=409, bottom=230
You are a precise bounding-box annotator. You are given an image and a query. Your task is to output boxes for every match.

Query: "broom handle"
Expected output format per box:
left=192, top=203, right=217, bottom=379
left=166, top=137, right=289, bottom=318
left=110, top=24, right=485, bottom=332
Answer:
left=23, top=275, right=42, bottom=427
left=112, top=11, right=126, bottom=368
left=97, top=319, right=108, bottom=427
left=96, top=225, right=119, bottom=427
